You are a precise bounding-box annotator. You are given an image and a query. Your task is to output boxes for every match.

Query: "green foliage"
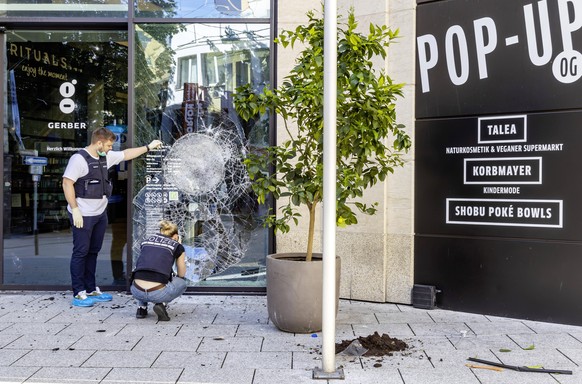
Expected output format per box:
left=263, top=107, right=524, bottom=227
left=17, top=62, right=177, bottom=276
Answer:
left=235, top=8, right=411, bottom=258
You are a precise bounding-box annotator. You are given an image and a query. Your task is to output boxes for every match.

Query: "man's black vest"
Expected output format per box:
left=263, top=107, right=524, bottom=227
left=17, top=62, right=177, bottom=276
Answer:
left=134, top=234, right=180, bottom=279
left=73, top=150, right=112, bottom=199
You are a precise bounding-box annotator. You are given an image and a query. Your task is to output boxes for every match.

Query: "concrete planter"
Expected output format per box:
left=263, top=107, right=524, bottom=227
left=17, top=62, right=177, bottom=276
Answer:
left=266, top=253, right=341, bottom=333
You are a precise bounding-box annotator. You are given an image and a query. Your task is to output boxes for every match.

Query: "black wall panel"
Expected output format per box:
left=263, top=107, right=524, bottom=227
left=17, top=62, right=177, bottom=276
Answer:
left=415, top=0, right=582, bottom=324
left=415, top=236, right=582, bottom=324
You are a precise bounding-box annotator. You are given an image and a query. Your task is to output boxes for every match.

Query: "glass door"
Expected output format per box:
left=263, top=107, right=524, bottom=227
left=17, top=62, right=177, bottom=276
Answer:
left=133, top=23, right=271, bottom=289
left=2, top=29, right=129, bottom=288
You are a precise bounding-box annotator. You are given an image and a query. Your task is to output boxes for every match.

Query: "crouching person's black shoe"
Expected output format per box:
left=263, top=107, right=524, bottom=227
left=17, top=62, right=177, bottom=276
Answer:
left=153, top=303, right=170, bottom=321
left=136, top=306, right=148, bottom=319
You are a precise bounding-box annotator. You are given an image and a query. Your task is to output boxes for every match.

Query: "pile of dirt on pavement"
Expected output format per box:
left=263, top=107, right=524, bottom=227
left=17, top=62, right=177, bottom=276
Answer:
left=335, top=331, right=408, bottom=357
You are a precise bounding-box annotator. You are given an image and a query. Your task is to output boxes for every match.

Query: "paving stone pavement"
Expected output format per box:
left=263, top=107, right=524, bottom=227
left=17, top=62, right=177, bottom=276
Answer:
left=0, top=291, right=580, bottom=383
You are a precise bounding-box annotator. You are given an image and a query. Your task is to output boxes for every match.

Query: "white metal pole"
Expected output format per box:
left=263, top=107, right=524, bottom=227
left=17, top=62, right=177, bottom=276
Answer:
left=321, top=0, right=338, bottom=374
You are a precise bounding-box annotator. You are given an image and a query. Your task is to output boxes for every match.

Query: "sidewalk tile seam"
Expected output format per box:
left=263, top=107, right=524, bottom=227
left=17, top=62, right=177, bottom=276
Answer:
left=221, top=351, right=228, bottom=369
left=569, top=333, right=582, bottom=344
left=373, top=312, right=380, bottom=324
left=148, top=350, right=164, bottom=369
left=251, top=368, right=257, bottom=384
left=175, top=323, right=185, bottom=337
left=521, top=321, right=539, bottom=334
left=423, top=350, right=435, bottom=368
left=8, top=348, right=33, bottom=367
left=174, top=367, right=186, bottom=383
left=396, top=367, right=405, bottom=383
left=557, top=348, right=581, bottom=367
left=565, top=333, right=582, bottom=346
left=407, top=323, right=416, bottom=336
left=101, top=366, right=115, bottom=382
left=129, top=335, right=145, bottom=352
left=78, top=350, right=99, bottom=368
left=426, top=312, right=438, bottom=324
left=463, top=322, right=478, bottom=336
left=195, top=336, right=204, bottom=352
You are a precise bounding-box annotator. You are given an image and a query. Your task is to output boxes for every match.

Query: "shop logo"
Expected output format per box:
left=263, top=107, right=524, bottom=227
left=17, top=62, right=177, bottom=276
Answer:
left=59, top=80, right=77, bottom=114
left=417, top=0, right=582, bottom=93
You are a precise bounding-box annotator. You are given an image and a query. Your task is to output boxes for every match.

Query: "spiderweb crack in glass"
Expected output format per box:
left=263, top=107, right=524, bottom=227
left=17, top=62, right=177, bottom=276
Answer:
left=163, top=134, right=226, bottom=195
left=132, top=128, right=253, bottom=283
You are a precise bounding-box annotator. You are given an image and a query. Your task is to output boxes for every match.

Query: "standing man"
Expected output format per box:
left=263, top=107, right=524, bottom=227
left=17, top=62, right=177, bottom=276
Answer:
left=63, top=127, right=162, bottom=307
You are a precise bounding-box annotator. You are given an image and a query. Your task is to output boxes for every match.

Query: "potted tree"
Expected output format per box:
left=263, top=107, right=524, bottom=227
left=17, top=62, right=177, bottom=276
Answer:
left=234, top=9, right=411, bottom=333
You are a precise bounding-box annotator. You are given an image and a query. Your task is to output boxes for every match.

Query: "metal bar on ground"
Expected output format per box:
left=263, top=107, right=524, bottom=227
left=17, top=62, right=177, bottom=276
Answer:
left=467, top=357, right=573, bottom=375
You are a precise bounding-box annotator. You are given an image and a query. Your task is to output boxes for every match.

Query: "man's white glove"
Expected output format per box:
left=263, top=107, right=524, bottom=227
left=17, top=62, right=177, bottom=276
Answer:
left=72, top=207, right=83, bottom=228
left=148, top=140, right=163, bottom=151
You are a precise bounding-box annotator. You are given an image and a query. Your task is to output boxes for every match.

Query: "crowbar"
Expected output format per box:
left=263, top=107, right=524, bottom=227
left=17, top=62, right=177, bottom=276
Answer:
left=467, top=357, right=573, bottom=375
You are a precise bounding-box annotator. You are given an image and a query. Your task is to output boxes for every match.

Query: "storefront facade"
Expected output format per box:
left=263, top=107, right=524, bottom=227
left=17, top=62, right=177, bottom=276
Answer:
left=5, top=0, right=582, bottom=326
left=0, top=1, right=275, bottom=292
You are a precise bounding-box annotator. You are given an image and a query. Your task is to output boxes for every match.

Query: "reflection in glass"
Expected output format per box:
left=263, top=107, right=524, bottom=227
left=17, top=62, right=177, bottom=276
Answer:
left=0, top=0, right=128, bottom=18
left=134, top=23, right=270, bottom=287
left=135, top=0, right=270, bottom=19
left=3, top=30, right=129, bottom=286
left=178, top=56, right=198, bottom=88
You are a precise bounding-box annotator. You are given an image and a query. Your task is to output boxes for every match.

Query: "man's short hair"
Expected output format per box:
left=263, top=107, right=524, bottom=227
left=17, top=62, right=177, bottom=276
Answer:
left=91, top=127, right=116, bottom=144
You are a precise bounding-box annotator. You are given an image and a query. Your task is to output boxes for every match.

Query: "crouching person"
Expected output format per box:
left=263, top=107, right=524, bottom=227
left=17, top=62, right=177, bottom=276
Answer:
left=131, top=220, right=187, bottom=321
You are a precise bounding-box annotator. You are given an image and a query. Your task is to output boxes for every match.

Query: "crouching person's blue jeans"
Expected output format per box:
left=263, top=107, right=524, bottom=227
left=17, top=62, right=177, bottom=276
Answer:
left=130, top=277, right=188, bottom=307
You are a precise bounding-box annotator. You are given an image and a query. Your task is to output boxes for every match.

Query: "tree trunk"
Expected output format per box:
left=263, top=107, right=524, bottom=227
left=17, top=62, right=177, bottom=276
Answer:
left=306, top=201, right=317, bottom=262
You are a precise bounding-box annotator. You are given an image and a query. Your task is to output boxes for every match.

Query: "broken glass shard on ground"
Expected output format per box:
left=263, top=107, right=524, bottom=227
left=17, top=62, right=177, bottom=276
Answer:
left=337, top=340, right=369, bottom=356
